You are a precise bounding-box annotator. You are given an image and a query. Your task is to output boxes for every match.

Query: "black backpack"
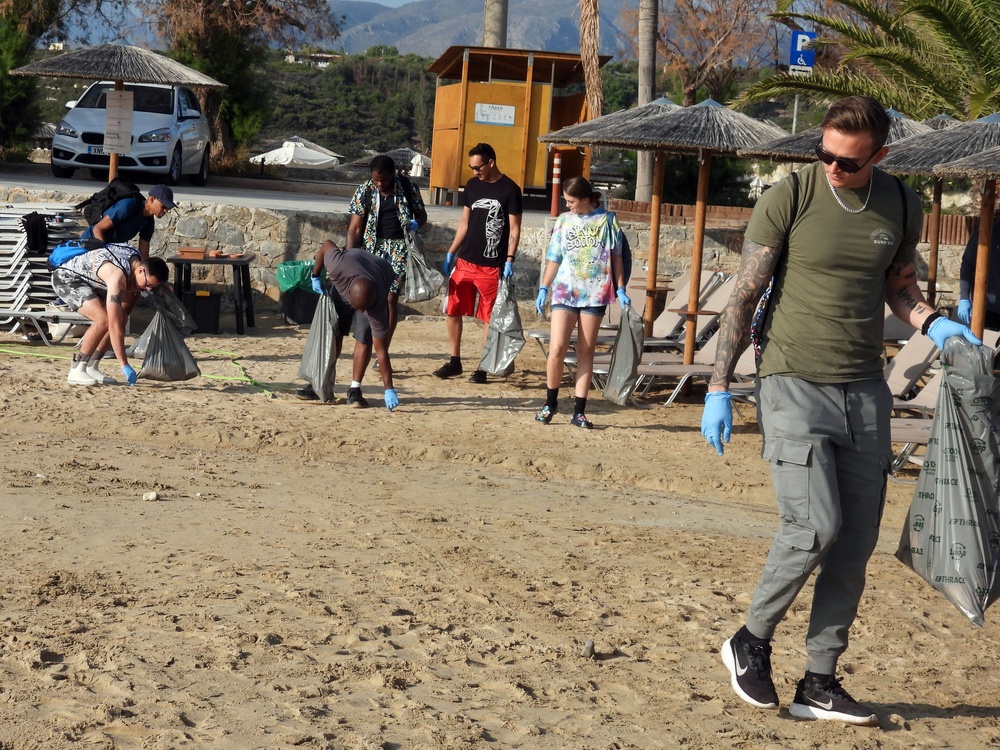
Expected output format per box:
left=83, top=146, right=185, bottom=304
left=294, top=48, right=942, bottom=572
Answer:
left=20, top=212, right=48, bottom=255
left=74, top=178, right=143, bottom=226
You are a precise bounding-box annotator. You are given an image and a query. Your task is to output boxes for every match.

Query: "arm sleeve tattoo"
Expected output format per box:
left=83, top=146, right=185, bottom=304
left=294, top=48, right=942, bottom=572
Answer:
left=709, top=238, right=783, bottom=389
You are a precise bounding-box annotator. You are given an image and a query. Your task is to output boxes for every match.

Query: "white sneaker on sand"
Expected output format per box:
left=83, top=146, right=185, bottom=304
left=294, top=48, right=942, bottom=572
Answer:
left=85, top=364, right=117, bottom=385
left=67, top=364, right=97, bottom=386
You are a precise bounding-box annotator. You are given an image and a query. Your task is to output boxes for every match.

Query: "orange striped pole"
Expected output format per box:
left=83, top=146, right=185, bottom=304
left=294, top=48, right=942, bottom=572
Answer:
left=550, top=151, right=562, bottom=217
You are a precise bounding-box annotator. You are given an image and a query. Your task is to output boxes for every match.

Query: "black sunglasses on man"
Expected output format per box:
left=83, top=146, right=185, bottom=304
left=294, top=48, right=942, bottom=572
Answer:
left=814, top=143, right=879, bottom=174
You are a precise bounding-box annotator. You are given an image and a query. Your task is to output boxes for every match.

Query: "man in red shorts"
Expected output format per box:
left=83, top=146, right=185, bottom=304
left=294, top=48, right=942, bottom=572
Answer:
left=433, top=142, right=522, bottom=384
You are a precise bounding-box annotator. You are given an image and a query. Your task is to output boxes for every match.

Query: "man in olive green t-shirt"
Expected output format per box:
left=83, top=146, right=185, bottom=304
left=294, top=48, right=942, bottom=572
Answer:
left=702, top=96, right=980, bottom=726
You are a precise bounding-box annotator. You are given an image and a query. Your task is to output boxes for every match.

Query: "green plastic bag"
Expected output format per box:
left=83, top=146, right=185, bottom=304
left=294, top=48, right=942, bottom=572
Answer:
left=276, top=260, right=317, bottom=294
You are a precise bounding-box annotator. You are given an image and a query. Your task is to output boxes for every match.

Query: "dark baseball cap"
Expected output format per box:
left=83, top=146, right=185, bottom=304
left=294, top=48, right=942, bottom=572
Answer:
left=149, top=184, right=176, bottom=209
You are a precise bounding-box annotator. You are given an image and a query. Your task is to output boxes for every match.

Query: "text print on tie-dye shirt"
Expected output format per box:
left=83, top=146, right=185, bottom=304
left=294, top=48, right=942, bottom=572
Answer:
left=546, top=209, right=621, bottom=308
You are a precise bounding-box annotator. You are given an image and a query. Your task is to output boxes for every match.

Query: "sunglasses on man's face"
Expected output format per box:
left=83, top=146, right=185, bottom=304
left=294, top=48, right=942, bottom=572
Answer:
left=814, top=143, right=878, bottom=174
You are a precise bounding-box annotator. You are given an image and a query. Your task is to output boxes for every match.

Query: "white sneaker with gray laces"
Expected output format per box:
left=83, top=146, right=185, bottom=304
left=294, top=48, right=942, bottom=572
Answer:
left=790, top=675, right=878, bottom=726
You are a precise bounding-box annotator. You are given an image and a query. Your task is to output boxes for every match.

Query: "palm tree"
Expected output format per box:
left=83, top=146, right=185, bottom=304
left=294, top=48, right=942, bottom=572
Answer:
left=736, top=0, right=1000, bottom=120
left=635, top=0, right=658, bottom=202
left=579, top=0, right=603, bottom=119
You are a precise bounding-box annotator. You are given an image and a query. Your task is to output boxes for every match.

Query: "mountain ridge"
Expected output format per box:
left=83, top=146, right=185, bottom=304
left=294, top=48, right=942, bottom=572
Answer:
left=328, top=0, right=629, bottom=59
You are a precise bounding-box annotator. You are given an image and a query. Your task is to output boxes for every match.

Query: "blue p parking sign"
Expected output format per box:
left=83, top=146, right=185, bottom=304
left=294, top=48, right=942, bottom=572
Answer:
left=789, top=30, right=816, bottom=76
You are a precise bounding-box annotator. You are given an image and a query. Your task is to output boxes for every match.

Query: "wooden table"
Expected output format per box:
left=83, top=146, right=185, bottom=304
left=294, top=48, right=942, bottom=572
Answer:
left=166, top=254, right=256, bottom=335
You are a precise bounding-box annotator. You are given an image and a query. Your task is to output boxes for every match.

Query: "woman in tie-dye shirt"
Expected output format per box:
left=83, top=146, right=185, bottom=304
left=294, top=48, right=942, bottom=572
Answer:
left=533, top=177, right=630, bottom=429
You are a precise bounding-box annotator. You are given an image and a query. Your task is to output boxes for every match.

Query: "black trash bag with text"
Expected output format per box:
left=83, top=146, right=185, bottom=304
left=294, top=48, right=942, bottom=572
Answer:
left=896, top=338, right=1000, bottom=626
left=297, top=292, right=340, bottom=402
left=136, top=309, right=201, bottom=381
left=603, top=305, right=644, bottom=405
left=404, top=231, right=444, bottom=303
left=478, top=278, right=524, bottom=377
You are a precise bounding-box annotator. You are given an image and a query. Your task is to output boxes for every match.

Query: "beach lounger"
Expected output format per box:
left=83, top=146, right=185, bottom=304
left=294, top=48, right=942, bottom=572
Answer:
left=883, top=331, right=939, bottom=399
left=0, top=308, right=93, bottom=346
left=634, top=332, right=758, bottom=405
left=528, top=271, right=725, bottom=359
left=890, top=417, right=935, bottom=475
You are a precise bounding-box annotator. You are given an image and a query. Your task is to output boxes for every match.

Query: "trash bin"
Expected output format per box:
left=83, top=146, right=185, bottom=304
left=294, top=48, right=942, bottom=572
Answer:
left=182, top=290, right=221, bottom=334
left=276, top=260, right=319, bottom=326
left=281, top=288, right=319, bottom=325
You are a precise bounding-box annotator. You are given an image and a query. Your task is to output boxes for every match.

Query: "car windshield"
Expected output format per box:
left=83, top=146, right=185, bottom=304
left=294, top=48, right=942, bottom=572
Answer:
left=75, top=84, right=173, bottom=115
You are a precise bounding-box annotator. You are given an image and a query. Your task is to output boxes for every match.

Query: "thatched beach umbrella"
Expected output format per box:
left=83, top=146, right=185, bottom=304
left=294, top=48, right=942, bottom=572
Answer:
left=539, top=97, right=682, bottom=145
left=922, top=113, right=959, bottom=131
left=548, top=99, right=786, bottom=363
left=932, top=147, right=1000, bottom=337
left=10, top=43, right=226, bottom=180
left=880, top=113, right=1000, bottom=303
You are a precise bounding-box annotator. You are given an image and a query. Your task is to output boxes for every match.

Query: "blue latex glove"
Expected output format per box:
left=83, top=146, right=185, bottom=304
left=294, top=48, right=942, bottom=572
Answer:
left=408, top=218, right=419, bottom=233
left=927, top=316, right=982, bottom=350
left=443, top=252, right=455, bottom=276
left=535, top=286, right=549, bottom=315
left=122, top=364, right=138, bottom=387
left=616, top=287, right=631, bottom=309
left=384, top=389, right=399, bottom=411
left=310, top=276, right=323, bottom=295
left=701, top=391, right=733, bottom=456
left=503, top=260, right=514, bottom=279
left=958, top=299, right=972, bottom=324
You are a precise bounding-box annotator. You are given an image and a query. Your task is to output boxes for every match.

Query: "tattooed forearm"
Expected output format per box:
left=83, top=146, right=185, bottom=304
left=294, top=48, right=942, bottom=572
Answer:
left=886, top=261, right=932, bottom=323
left=894, top=286, right=927, bottom=314
left=709, top=239, right=782, bottom=389
left=110, top=293, right=124, bottom=303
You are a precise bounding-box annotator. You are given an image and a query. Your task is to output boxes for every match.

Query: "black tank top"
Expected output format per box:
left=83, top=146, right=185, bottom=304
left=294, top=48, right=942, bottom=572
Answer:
left=376, top=193, right=404, bottom=240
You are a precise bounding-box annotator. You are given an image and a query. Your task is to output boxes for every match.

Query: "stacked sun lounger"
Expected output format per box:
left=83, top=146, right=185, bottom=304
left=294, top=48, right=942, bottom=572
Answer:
left=0, top=204, right=86, bottom=342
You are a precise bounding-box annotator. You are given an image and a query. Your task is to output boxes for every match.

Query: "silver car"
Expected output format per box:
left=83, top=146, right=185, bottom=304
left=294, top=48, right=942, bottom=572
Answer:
left=50, top=82, right=212, bottom=186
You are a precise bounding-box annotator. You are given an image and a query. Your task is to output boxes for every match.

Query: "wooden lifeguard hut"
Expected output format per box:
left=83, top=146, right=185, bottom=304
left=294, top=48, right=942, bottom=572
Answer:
left=427, top=45, right=610, bottom=205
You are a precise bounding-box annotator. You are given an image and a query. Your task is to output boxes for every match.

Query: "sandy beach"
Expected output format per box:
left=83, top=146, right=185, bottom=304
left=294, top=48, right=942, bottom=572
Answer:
left=0, top=306, right=998, bottom=749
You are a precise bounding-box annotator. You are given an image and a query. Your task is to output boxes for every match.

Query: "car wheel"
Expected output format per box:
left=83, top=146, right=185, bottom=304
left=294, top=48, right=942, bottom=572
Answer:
left=51, top=163, right=75, bottom=179
left=190, top=148, right=209, bottom=186
left=89, top=168, right=109, bottom=181
left=166, top=147, right=182, bottom=186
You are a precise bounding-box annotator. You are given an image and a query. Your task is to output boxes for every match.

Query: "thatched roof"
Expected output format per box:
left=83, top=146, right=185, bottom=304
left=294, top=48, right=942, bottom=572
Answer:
left=544, top=99, right=787, bottom=154
left=921, top=113, right=959, bottom=131
left=879, top=113, right=1000, bottom=176
left=932, top=145, right=1000, bottom=179
left=538, top=97, right=681, bottom=145
left=10, top=43, right=226, bottom=89
left=737, top=109, right=930, bottom=162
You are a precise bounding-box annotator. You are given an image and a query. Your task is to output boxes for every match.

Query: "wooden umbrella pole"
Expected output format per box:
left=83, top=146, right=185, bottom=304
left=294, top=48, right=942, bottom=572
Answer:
left=643, top=151, right=666, bottom=337
left=108, top=79, right=124, bottom=182
left=926, top=178, right=942, bottom=305
left=971, top=178, right=996, bottom=339
left=683, top=153, right=711, bottom=365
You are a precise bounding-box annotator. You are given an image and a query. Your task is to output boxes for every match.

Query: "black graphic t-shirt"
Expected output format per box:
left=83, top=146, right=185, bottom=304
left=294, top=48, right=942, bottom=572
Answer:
left=459, top=174, right=523, bottom=268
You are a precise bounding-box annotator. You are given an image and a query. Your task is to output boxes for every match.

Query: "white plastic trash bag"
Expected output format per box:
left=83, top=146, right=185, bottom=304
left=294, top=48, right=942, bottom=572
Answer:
left=404, top=231, right=444, bottom=303
left=479, top=279, right=524, bottom=377
left=896, top=338, right=1000, bottom=626
left=603, top=305, right=644, bottom=405
left=297, top=293, right=339, bottom=402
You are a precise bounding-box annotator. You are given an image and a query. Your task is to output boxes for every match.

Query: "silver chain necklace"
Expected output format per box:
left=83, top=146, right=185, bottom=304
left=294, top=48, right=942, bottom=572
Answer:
left=825, top=169, right=875, bottom=213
